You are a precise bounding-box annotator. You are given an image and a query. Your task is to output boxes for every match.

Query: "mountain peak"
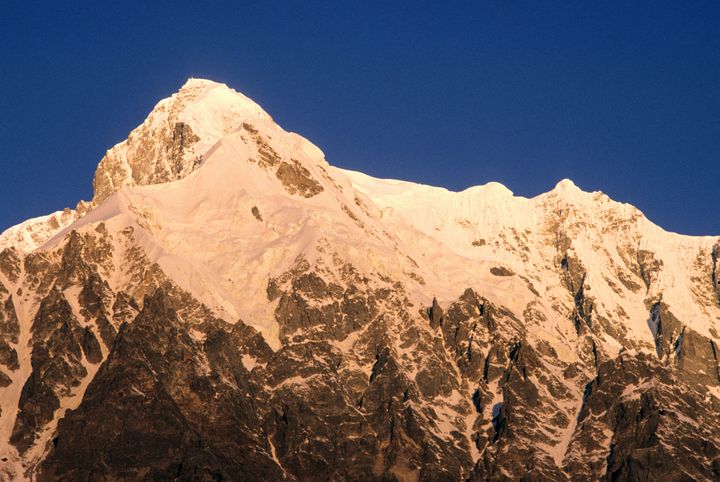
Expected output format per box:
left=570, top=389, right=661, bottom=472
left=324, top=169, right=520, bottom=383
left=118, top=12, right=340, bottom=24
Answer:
left=474, top=181, right=514, bottom=197
left=180, top=77, right=224, bottom=90
left=91, top=78, right=273, bottom=204
left=554, top=178, right=579, bottom=191
left=548, top=177, right=589, bottom=203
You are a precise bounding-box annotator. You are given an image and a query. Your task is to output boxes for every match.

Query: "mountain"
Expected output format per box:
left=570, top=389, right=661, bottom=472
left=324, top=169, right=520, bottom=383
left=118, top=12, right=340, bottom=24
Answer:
left=0, top=79, right=719, bottom=481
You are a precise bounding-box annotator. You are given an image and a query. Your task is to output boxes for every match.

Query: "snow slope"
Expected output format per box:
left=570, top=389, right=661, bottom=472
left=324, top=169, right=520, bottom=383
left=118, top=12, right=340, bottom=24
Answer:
left=7, top=76, right=720, bottom=359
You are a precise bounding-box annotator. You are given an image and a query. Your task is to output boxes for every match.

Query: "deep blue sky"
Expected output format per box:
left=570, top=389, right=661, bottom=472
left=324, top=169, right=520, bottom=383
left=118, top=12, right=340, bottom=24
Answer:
left=1, top=1, right=718, bottom=235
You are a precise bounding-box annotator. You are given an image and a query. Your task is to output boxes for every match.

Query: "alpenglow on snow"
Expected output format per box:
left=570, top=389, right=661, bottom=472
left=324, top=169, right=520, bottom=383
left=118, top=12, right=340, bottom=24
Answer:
left=0, top=79, right=719, bottom=481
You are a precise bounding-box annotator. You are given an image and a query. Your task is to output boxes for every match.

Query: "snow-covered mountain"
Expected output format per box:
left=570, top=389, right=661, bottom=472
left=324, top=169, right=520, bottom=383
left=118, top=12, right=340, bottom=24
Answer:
left=0, top=79, right=719, bottom=481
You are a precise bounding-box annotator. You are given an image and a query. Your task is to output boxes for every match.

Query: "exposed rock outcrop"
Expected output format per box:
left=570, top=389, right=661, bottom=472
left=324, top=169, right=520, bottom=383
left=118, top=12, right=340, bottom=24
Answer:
left=10, top=288, right=91, bottom=454
left=0, top=286, right=20, bottom=373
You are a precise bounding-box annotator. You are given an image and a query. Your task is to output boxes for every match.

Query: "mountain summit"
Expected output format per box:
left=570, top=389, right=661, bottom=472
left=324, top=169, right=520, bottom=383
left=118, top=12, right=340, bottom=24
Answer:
left=0, top=80, right=719, bottom=481
left=92, top=78, right=274, bottom=203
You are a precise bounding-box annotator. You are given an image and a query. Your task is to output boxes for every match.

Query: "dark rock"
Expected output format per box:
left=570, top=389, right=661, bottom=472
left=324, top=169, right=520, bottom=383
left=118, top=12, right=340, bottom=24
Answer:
left=0, top=370, right=11, bottom=387
left=0, top=248, right=21, bottom=283
left=55, top=231, right=95, bottom=289
left=78, top=272, right=111, bottom=319
left=40, top=289, right=285, bottom=481
left=274, top=271, right=377, bottom=341
left=252, top=132, right=282, bottom=168
left=490, top=266, right=515, bottom=277
left=275, top=159, right=324, bottom=198
left=565, top=352, right=720, bottom=481
left=112, top=291, right=139, bottom=325
left=0, top=293, right=20, bottom=370
left=648, top=301, right=683, bottom=361
left=673, top=327, right=720, bottom=385
left=427, top=296, right=443, bottom=329
left=78, top=272, right=120, bottom=349
left=81, top=327, right=103, bottom=364
left=251, top=205, right=263, bottom=221
left=23, top=252, right=59, bottom=294
left=170, top=122, right=200, bottom=175
left=10, top=288, right=88, bottom=454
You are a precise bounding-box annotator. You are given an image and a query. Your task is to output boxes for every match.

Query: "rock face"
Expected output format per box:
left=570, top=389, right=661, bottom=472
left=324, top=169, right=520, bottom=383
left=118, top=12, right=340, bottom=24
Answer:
left=39, top=290, right=284, bottom=481
left=1, top=79, right=720, bottom=481
left=568, top=352, right=720, bottom=482
left=10, top=288, right=91, bottom=454
left=0, top=282, right=20, bottom=378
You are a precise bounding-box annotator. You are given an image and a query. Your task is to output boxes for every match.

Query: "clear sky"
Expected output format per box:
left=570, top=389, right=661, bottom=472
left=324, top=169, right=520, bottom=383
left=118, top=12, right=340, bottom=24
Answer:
left=1, top=1, right=718, bottom=235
